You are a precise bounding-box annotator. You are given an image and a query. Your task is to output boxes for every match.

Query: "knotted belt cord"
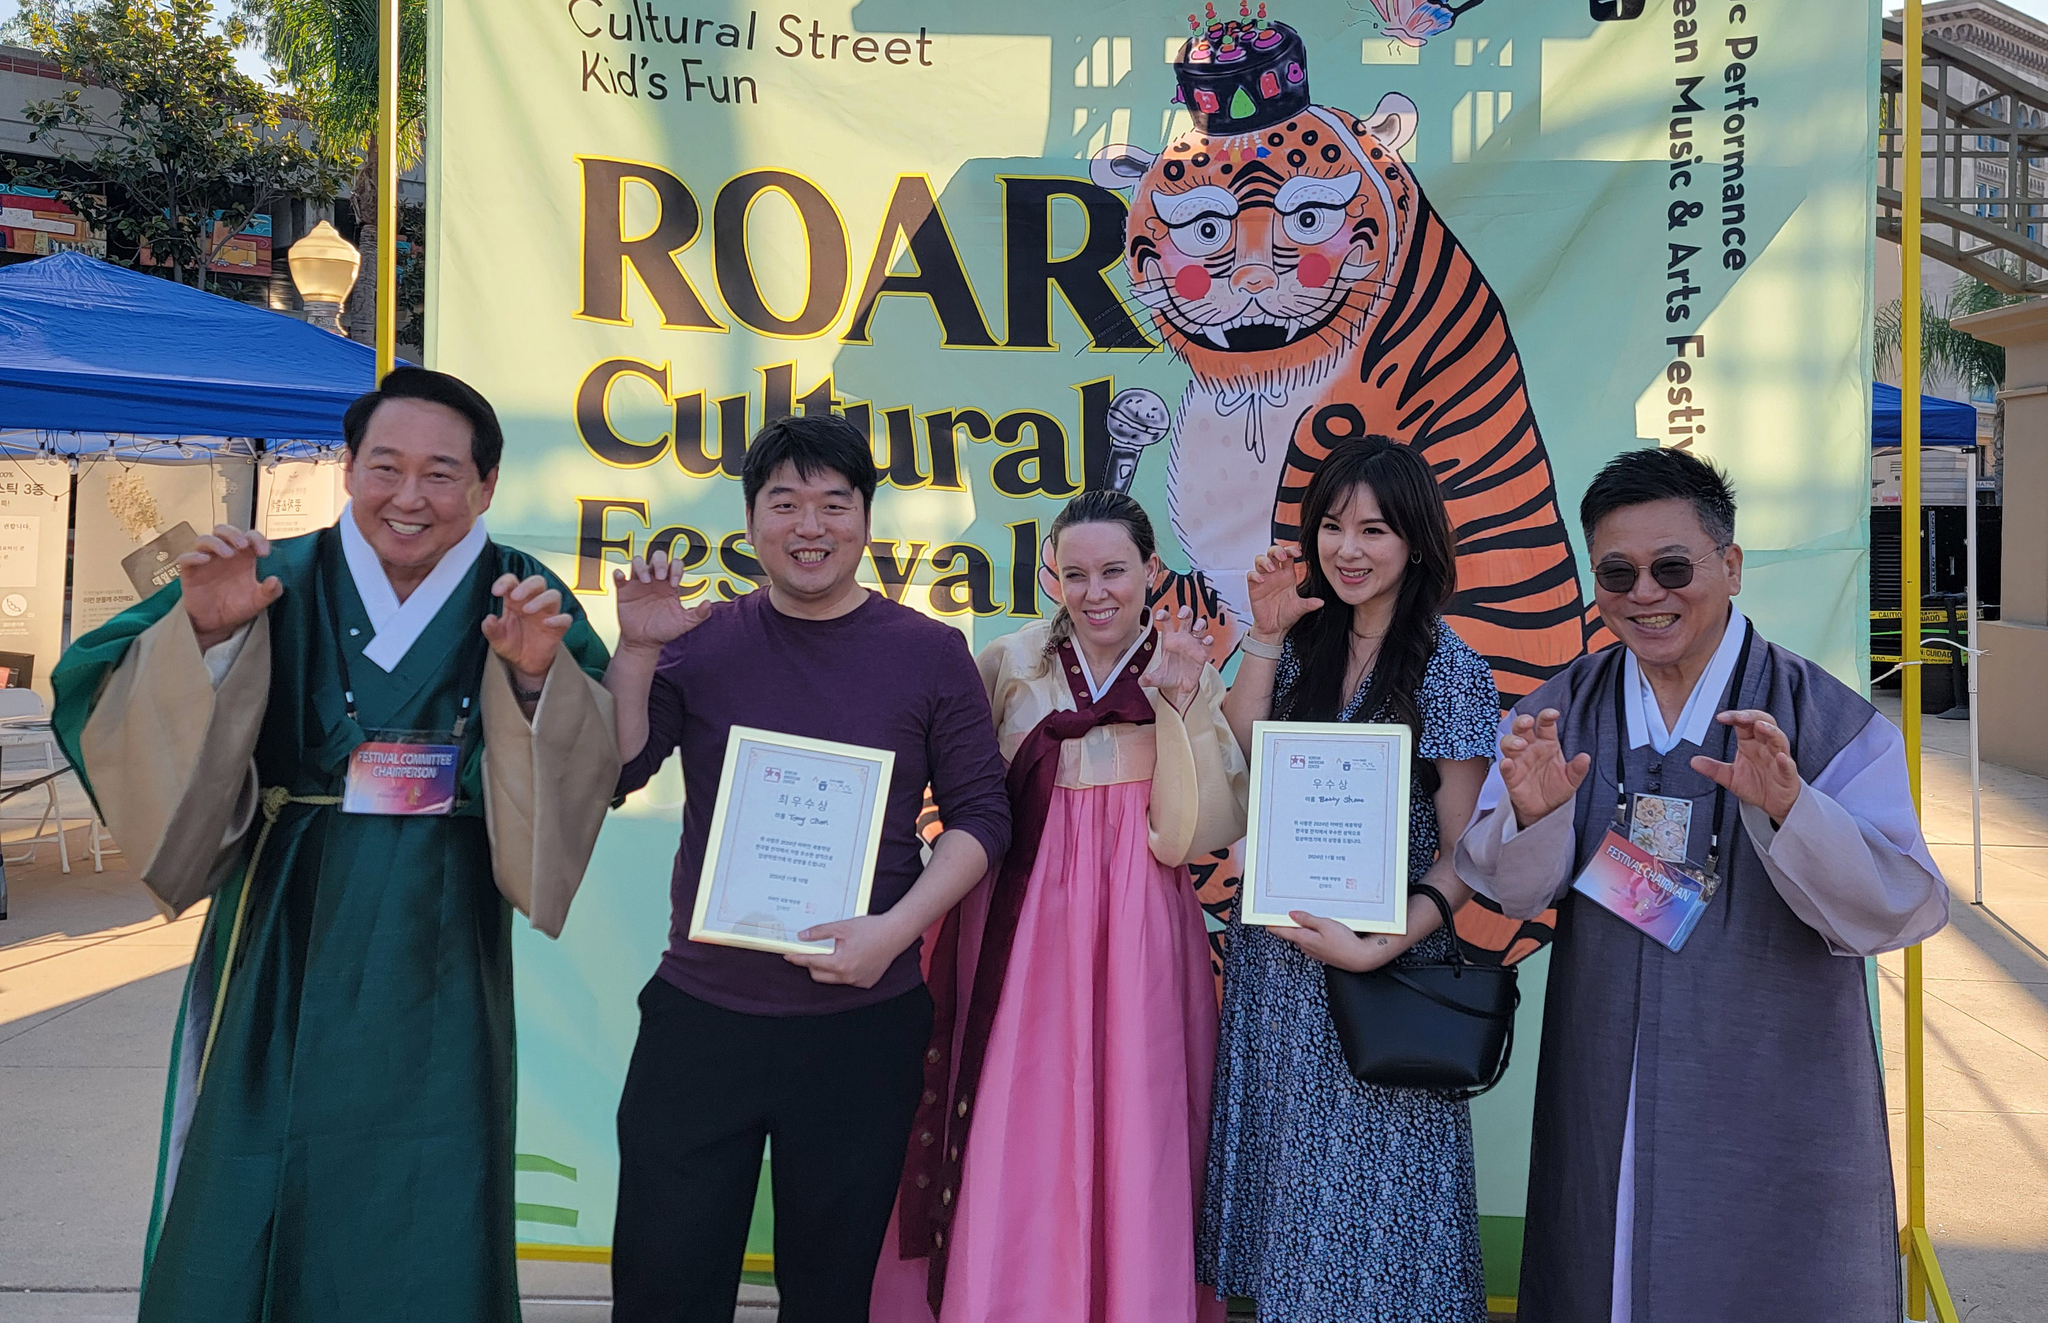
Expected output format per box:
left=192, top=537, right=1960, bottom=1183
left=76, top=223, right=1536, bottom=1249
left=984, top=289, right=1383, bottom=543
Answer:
left=195, top=786, right=341, bottom=1089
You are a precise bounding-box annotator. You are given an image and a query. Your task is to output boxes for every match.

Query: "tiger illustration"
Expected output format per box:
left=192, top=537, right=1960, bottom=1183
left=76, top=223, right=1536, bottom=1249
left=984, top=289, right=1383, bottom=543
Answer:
left=1088, top=16, right=1587, bottom=963
left=1089, top=40, right=1592, bottom=701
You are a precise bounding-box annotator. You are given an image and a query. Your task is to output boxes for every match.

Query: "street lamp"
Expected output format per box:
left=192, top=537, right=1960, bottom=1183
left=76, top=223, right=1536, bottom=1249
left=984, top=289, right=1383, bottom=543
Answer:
left=288, top=220, right=361, bottom=335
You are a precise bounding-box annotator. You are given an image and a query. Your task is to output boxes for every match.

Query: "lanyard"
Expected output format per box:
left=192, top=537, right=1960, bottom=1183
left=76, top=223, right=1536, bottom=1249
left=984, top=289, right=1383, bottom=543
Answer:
left=1609, top=618, right=1755, bottom=888
left=320, top=524, right=498, bottom=738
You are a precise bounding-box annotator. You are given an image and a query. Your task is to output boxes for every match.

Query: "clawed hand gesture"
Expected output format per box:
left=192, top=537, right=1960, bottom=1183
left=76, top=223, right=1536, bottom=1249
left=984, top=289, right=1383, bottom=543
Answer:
left=1691, top=710, right=1802, bottom=823
left=614, top=552, right=718, bottom=653
left=178, top=525, right=282, bottom=652
left=1245, top=543, right=1321, bottom=641
left=1142, top=606, right=1213, bottom=711
left=481, top=575, right=572, bottom=686
left=1498, top=708, right=1592, bottom=830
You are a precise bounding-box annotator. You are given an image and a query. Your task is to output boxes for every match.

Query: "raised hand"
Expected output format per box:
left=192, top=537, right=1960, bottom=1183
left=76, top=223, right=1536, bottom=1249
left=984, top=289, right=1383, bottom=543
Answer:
left=177, top=525, right=281, bottom=651
left=1498, top=708, right=1591, bottom=830
left=481, top=574, right=571, bottom=687
left=1245, top=543, right=1321, bottom=640
left=1691, top=709, right=1801, bottom=823
left=1141, top=606, right=1214, bottom=711
left=613, top=552, right=717, bottom=654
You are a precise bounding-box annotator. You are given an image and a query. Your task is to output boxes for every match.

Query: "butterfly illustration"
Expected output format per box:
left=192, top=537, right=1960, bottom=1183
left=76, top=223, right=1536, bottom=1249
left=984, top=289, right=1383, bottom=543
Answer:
left=1366, top=0, right=1488, bottom=47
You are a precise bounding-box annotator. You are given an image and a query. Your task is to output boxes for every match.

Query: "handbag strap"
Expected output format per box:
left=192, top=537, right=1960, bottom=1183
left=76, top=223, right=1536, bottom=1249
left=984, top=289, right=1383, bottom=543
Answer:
left=1379, top=965, right=1518, bottom=1022
left=1410, top=882, right=1465, bottom=967
left=1461, top=991, right=1519, bottom=1098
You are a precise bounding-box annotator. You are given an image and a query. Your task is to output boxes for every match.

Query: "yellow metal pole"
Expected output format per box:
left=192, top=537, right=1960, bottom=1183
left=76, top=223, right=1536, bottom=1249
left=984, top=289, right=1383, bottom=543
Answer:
left=1901, top=4, right=1930, bottom=1318
left=374, top=0, right=399, bottom=381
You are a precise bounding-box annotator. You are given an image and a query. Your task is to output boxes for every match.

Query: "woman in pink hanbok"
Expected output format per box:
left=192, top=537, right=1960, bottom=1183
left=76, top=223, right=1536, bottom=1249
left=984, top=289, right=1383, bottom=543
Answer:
left=872, top=491, right=1246, bottom=1323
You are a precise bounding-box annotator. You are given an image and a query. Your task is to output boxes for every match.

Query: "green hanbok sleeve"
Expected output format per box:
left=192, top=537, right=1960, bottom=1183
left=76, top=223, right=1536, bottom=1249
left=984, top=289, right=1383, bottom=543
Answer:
left=51, top=584, right=271, bottom=916
left=476, top=559, right=618, bottom=939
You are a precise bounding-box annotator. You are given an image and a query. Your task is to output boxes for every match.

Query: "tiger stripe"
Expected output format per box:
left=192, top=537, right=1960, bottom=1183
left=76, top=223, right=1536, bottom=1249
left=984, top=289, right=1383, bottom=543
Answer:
left=1270, top=184, right=1587, bottom=700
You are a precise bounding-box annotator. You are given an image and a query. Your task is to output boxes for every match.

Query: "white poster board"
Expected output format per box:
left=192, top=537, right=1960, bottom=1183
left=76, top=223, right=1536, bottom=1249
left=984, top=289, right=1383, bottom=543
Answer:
left=0, top=456, right=73, bottom=701
left=1872, top=447, right=1975, bottom=508
left=258, top=454, right=349, bottom=541
left=73, top=456, right=255, bottom=636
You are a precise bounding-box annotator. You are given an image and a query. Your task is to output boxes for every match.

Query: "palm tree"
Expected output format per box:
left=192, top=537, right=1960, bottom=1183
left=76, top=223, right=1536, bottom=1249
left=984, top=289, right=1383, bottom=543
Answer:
left=1874, top=275, right=2023, bottom=491
left=237, top=0, right=425, bottom=340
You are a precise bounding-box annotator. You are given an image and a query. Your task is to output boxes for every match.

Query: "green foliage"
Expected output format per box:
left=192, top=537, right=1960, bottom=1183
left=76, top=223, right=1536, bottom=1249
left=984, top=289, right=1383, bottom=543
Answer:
left=11, top=0, right=355, bottom=287
left=235, top=0, right=426, bottom=164
left=396, top=193, right=423, bottom=344
left=1874, top=276, right=2022, bottom=396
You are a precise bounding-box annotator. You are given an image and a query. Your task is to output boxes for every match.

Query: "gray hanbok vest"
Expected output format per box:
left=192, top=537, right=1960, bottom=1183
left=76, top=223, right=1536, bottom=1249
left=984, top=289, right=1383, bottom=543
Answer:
left=1514, top=631, right=1899, bottom=1323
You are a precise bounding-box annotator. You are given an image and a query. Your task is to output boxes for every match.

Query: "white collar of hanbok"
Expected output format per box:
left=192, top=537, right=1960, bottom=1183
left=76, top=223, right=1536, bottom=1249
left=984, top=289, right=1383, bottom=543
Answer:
left=1622, top=604, right=1749, bottom=754
left=336, top=503, right=490, bottom=672
left=1073, top=625, right=1152, bottom=705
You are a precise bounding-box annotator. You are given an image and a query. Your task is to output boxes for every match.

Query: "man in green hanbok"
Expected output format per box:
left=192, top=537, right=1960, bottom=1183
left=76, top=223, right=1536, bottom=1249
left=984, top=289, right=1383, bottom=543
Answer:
left=53, top=368, right=621, bottom=1322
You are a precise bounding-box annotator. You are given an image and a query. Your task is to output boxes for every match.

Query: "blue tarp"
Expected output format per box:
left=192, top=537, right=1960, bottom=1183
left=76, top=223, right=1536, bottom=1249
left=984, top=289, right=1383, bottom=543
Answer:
left=0, top=251, right=379, bottom=443
left=1873, top=381, right=1980, bottom=446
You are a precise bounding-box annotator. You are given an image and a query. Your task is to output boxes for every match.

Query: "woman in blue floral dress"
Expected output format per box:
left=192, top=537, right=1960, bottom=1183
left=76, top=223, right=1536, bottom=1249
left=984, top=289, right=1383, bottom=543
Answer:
left=1200, top=437, right=1502, bottom=1322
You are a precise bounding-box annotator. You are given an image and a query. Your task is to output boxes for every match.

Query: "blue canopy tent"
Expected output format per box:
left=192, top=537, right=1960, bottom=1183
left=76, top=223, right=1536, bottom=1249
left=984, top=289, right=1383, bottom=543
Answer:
left=0, top=251, right=379, bottom=450
left=1873, top=381, right=1980, bottom=447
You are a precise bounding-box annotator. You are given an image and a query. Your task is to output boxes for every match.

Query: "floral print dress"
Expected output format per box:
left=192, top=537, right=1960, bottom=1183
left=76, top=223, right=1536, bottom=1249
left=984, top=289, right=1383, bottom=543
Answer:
left=1199, top=624, right=1502, bottom=1322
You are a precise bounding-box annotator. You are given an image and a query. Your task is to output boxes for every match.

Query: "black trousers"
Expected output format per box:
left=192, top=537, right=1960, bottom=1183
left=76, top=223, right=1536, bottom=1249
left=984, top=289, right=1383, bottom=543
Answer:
left=612, top=977, right=934, bottom=1323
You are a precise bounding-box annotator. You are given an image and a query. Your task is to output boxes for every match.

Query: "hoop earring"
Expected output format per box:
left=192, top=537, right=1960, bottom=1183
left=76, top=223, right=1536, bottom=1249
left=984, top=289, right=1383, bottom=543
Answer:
left=1410, top=552, right=1423, bottom=564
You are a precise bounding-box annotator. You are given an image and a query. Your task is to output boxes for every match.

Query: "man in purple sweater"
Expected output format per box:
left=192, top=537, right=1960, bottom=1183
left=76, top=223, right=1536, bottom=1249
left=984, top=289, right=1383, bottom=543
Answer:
left=602, top=414, right=1011, bottom=1322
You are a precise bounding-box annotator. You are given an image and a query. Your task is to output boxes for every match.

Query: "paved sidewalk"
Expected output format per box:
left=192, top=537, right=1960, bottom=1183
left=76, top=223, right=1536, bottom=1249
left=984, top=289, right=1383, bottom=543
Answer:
left=1873, top=693, right=2048, bottom=1322
left=3, top=702, right=2043, bottom=1321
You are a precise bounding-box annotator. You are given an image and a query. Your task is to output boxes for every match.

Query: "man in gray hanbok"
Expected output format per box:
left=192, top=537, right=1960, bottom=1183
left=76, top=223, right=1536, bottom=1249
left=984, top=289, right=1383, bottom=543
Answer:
left=1456, top=447, right=1947, bottom=1323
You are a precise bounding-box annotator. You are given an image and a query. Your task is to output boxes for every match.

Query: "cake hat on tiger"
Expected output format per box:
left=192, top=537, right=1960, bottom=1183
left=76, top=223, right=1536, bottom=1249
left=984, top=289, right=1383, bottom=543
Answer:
left=1173, top=1, right=1310, bottom=134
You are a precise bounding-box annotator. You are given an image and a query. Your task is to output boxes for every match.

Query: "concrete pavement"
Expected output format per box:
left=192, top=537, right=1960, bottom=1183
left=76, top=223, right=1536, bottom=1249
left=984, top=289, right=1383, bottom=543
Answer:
left=1874, top=692, right=2048, bottom=1322
left=3, top=702, right=2043, bottom=1321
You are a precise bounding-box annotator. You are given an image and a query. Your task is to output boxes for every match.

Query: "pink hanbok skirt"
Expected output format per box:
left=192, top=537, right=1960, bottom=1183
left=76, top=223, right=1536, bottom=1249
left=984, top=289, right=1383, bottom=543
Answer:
left=871, top=778, right=1225, bottom=1323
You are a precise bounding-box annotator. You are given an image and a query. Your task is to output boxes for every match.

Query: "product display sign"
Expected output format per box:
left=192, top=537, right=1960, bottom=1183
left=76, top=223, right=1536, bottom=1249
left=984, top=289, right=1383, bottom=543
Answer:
left=73, top=456, right=255, bottom=636
left=0, top=456, right=73, bottom=700
left=430, top=0, right=1880, bottom=1270
left=258, top=454, right=351, bottom=541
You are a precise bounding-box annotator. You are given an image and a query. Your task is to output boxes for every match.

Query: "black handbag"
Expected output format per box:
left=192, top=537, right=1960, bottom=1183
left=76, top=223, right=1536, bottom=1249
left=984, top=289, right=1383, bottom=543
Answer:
left=1322, top=883, right=1520, bottom=1099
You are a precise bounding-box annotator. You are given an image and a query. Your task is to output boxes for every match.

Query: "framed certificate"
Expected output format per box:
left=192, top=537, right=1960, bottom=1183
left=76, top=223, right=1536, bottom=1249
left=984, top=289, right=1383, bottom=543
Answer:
left=688, top=726, right=895, bottom=956
left=1241, top=720, right=1412, bottom=933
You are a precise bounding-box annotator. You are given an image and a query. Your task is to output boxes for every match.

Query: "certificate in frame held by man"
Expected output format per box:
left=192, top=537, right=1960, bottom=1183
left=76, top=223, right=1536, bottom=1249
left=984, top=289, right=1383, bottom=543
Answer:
left=689, top=726, right=895, bottom=956
left=1241, top=720, right=1412, bottom=933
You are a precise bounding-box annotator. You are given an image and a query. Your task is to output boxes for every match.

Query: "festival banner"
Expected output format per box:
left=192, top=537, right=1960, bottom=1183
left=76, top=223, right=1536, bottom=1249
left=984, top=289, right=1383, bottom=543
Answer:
left=72, top=454, right=255, bottom=636
left=430, top=0, right=1879, bottom=1286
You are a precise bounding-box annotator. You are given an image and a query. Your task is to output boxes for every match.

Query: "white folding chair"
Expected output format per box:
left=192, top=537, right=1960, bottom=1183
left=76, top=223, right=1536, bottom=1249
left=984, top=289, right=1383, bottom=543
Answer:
left=0, top=688, right=89, bottom=874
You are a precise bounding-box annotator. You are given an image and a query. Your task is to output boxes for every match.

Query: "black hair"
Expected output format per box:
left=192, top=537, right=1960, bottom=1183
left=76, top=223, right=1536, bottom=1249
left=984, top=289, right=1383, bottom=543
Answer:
left=1279, top=436, right=1457, bottom=742
left=742, top=413, right=879, bottom=512
left=342, top=367, right=505, bottom=477
left=1045, top=489, right=1158, bottom=657
left=1579, top=446, right=1737, bottom=547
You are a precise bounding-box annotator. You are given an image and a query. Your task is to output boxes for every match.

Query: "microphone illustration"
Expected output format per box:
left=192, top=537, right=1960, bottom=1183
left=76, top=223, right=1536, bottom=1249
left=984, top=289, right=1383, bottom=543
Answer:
left=1104, top=388, right=1172, bottom=494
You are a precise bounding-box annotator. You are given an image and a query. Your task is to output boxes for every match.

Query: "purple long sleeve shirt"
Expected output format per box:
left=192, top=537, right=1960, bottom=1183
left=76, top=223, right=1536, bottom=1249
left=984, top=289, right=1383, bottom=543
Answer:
left=617, top=588, right=1011, bottom=1016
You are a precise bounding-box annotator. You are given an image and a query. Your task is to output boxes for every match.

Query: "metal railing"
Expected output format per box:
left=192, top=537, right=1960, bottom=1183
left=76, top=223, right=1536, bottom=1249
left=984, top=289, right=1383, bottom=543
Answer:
left=1880, top=15, right=2048, bottom=295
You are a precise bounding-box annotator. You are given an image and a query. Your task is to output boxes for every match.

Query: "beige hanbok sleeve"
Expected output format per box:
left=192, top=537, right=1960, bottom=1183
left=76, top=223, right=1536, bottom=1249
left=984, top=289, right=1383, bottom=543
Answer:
left=1146, top=662, right=1248, bottom=868
left=478, top=644, right=620, bottom=939
left=77, top=602, right=270, bottom=917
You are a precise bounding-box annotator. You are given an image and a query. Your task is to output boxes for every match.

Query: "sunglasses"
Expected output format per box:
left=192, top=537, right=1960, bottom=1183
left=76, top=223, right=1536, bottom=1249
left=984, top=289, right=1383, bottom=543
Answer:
left=1592, top=547, right=1726, bottom=595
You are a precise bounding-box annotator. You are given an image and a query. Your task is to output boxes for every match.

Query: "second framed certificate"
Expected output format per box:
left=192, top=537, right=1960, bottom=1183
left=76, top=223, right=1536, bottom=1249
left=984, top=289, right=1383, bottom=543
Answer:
left=689, top=726, right=895, bottom=956
left=1241, top=720, right=1412, bottom=933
